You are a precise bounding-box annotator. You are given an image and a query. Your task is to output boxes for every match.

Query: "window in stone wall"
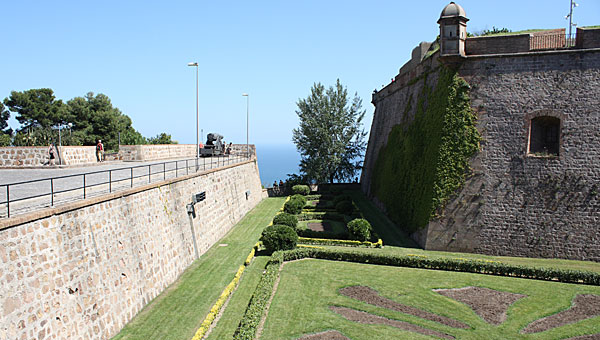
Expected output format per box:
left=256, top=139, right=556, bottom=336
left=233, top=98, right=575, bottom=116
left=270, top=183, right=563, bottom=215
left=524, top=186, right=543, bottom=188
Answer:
left=529, top=116, right=560, bottom=156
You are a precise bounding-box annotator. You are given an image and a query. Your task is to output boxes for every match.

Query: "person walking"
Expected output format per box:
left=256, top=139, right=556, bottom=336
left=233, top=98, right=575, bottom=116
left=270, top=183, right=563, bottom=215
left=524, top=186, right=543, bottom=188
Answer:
left=96, top=139, right=104, bottom=162
left=48, top=143, right=56, bottom=166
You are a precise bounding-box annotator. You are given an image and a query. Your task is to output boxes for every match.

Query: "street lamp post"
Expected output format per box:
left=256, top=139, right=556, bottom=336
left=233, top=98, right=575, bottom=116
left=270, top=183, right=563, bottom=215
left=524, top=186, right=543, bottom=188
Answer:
left=188, top=62, right=199, bottom=159
left=242, top=93, right=249, bottom=158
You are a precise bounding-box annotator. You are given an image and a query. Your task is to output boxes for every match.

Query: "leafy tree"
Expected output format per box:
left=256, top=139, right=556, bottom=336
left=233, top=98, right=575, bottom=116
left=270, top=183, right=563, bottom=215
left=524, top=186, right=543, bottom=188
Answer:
left=4, top=88, right=68, bottom=130
left=292, top=79, right=367, bottom=183
left=0, top=102, right=11, bottom=146
left=66, top=92, right=145, bottom=150
left=148, top=132, right=177, bottom=144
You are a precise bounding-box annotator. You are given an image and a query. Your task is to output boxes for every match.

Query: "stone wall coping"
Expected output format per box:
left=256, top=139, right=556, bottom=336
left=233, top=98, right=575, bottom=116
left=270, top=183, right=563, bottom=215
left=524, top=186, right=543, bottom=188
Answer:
left=466, top=46, right=600, bottom=59
left=0, top=158, right=256, bottom=231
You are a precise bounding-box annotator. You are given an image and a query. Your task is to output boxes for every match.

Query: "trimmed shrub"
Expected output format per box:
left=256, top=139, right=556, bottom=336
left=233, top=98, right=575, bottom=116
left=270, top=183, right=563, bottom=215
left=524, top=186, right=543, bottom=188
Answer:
left=272, top=213, right=298, bottom=229
left=333, top=194, right=353, bottom=205
left=347, top=218, right=372, bottom=241
left=260, top=225, right=298, bottom=252
left=292, top=184, right=310, bottom=195
left=291, top=194, right=307, bottom=207
left=283, top=199, right=304, bottom=215
left=335, top=200, right=354, bottom=215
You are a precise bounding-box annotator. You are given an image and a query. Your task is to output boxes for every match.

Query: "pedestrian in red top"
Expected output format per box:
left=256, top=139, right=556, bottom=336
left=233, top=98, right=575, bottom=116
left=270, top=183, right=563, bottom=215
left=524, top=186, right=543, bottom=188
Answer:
left=96, top=139, right=104, bottom=162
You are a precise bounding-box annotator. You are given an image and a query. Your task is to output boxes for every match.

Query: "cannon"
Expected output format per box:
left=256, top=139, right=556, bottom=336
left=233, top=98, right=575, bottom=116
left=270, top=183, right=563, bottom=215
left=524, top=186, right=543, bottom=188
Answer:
left=200, top=133, right=225, bottom=157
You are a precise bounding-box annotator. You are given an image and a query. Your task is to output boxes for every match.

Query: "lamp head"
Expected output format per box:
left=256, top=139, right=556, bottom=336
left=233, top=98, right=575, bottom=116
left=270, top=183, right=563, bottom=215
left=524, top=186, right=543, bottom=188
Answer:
left=242, top=93, right=248, bottom=96
left=188, top=62, right=198, bottom=66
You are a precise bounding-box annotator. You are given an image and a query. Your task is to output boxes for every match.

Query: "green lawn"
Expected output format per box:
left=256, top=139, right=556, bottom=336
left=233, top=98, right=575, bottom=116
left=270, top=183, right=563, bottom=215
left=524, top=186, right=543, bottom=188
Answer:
left=260, top=259, right=600, bottom=340
left=298, top=219, right=347, bottom=234
left=112, top=197, right=285, bottom=340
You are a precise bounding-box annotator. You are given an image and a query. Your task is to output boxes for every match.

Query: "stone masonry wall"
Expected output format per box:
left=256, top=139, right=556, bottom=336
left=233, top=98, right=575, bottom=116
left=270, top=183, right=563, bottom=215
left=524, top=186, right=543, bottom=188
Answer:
left=118, top=144, right=197, bottom=161
left=0, top=147, right=48, bottom=167
left=0, top=146, right=97, bottom=167
left=60, top=146, right=97, bottom=165
left=362, top=48, right=600, bottom=261
left=452, top=49, right=600, bottom=261
left=0, top=159, right=265, bottom=340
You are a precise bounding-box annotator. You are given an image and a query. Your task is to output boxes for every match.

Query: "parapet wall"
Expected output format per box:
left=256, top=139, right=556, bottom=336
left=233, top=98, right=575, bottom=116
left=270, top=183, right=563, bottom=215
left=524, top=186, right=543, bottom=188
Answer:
left=0, top=146, right=96, bottom=167
left=0, top=159, right=265, bottom=340
left=119, top=144, right=196, bottom=161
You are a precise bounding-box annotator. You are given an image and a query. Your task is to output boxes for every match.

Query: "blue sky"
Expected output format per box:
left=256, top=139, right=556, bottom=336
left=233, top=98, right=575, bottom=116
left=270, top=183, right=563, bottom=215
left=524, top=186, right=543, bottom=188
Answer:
left=2, top=0, right=598, bottom=146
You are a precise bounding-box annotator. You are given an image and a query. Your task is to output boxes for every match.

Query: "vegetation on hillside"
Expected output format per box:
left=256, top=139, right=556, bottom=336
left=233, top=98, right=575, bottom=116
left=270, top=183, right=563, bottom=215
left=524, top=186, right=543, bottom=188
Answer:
left=371, top=66, right=480, bottom=233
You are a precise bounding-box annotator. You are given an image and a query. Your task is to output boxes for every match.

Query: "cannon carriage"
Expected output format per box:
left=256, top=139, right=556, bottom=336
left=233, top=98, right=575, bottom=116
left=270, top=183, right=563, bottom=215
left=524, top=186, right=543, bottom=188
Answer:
left=200, top=133, right=225, bottom=157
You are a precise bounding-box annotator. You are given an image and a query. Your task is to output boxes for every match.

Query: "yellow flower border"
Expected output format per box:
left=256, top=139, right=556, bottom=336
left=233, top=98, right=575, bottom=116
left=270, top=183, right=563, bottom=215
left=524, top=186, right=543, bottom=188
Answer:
left=190, top=242, right=259, bottom=340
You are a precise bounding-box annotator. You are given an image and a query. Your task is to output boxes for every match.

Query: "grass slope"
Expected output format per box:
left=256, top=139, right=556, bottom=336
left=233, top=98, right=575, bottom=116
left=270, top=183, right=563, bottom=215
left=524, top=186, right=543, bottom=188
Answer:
left=112, top=197, right=285, bottom=340
left=261, top=259, right=600, bottom=340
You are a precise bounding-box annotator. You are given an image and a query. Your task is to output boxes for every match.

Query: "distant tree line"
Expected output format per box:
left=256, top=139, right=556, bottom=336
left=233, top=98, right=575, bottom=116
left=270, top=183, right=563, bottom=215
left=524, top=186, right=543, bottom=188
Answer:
left=0, top=88, right=176, bottom=150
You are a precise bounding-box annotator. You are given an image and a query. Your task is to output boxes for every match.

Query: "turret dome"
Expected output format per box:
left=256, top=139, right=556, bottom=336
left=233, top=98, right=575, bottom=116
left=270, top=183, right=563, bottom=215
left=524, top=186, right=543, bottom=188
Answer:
left=439, top=2, right=467, bottom=20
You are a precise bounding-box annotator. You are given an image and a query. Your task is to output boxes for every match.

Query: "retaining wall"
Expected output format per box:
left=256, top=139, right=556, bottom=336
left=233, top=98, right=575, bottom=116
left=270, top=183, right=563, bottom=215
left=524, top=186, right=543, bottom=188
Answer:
left=0, top=159, right=265, bottom=340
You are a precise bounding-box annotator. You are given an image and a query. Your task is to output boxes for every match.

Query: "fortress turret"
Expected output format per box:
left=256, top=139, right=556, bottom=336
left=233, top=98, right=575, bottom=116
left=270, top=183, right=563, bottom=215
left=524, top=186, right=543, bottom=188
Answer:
left=438, top=2, right=468, bottom=59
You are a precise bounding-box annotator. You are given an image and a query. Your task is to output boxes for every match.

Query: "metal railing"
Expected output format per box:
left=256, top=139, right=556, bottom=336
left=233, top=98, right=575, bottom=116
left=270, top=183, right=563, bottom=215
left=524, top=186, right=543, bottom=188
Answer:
left=530, top=33, right=576, bottom=50
left=0, top=154, right=250, bottom=218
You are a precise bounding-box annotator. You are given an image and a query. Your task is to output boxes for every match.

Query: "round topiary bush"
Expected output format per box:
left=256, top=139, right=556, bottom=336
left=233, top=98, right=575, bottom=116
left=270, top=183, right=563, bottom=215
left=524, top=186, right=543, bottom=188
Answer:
left=284, top=199, right=304, bottom=215
left=272, top=212, right=298, bottom=229
left=260, top=225, right=298, bottom=252
left=290, top=194, right=307, bottom=207
left=347, top=218, right=372, bottom=241
left=292, top=184, right=310, bottom=196
left=333, top=194, right=353, bottom=205
left=335, top=200, right=354, bottom=215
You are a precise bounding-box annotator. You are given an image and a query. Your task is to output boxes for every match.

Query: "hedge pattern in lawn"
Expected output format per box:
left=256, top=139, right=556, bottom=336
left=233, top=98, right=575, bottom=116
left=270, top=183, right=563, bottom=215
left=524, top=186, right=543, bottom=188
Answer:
left=292, top=184, right=311, bottom=195
left=233, top=248, right=600, bottom=340
left=298, top=236, right=383, bottom=248
left=233, top=252, right=283, bottom=340
left=272, top=212, right=298, bottom=229
left=260, top=225, right=298, bottom=252
left=347, top=218, right=372, bottom=241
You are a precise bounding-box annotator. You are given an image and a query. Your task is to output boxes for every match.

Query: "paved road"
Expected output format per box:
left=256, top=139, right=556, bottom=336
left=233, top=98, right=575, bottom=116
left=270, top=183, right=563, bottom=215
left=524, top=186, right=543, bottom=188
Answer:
left=0, top=155, right=249, bottom=218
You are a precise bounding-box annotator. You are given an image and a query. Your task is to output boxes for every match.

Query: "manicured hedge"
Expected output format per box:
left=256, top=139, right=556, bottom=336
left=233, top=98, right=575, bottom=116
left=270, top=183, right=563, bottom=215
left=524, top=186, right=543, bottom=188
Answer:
left=260, top=225, right=298, bottom=252
left=283, top=198, right=304, bottom=215
left=292, top=184, right=310, bottom=195
left=347, top=218, right=372, bottom=241
left=297, top=211, right=345, bottom=222
left=234, top=248, right=600, bottom=339
left=233, top=252, right=283, bottom=340
left=281, top=248, right=600, bottom=285
left=298, top=237, right=383, bottom=248
left=296, top=229, right=349, bottom=240
left=272, top=213, right=298, bottom=229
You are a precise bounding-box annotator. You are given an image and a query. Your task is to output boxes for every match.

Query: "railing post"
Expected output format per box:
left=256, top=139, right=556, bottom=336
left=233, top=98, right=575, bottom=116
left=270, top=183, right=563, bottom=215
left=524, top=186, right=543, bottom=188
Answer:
left=175, top=161, right=178, bottom=177
left=186, top=160, right=189, bottom=175
left=83, top=174, right=86, bottom=199
left=131, top=168, right=133, bottom=188
left=164, top=163, right=166, bottom=180
left=50, top=178, right=54, bottom=206
left=148, top=165, right=151, bottom=183
left=6, top=185, right=9, bottom=218
left=109, top=170, right=112, bottom=193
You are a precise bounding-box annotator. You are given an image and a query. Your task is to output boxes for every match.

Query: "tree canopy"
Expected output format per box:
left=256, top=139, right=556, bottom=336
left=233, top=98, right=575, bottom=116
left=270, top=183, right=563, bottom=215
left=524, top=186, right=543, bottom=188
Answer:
left=292, top=79, right=367, bottom=184
left=4, top=88, right=67, bottom=129
left=0, top=102, right=11, bottom=146
left=2, top=89, right=153, bottom=149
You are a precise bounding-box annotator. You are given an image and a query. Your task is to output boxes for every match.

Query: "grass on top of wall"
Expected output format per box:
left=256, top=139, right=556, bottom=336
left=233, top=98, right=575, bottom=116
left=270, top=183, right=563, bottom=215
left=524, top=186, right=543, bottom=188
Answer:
left=112, top=197, right=285, bottom=340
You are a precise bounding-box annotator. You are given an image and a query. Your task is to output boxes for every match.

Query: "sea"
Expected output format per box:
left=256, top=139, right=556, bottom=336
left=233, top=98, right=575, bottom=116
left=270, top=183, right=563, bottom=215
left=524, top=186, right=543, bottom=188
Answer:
left=255, top=143, right=363, bottom=187
left=255, top=143, right=301, bottom=188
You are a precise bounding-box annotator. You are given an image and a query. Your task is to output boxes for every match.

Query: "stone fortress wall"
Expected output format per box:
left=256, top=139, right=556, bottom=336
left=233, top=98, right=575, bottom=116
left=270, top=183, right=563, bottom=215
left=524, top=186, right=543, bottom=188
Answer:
left=0, top=158, right=265, bottom=340
left=361, top=5, right=600, bottom=261
left=0, top=143, right=256, bottom=167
